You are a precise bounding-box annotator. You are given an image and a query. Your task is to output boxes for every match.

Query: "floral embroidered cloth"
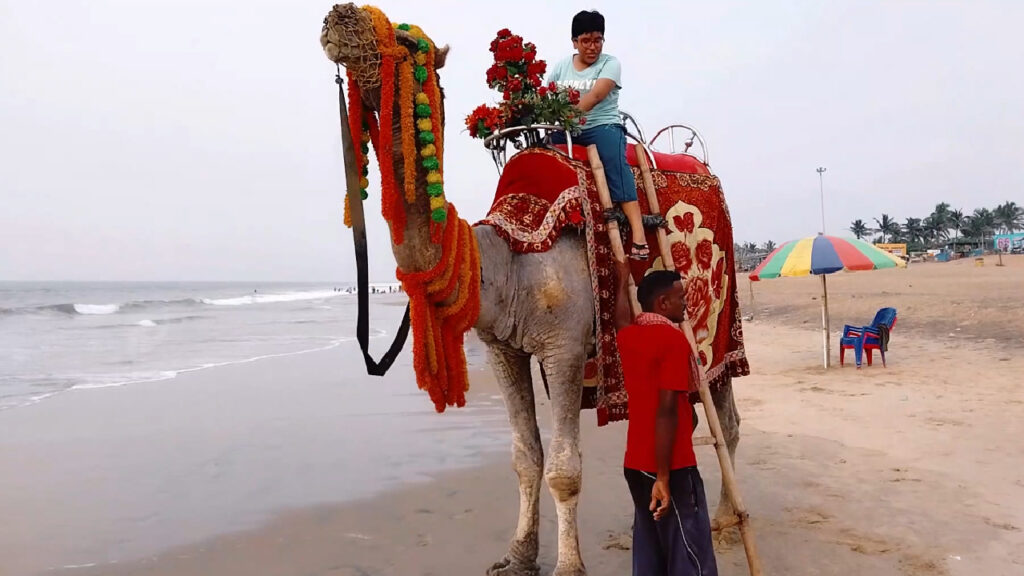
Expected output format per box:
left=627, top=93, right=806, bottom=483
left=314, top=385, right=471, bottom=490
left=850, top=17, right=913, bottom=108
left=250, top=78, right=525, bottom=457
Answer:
left=476, top=146, right=749, bottom=426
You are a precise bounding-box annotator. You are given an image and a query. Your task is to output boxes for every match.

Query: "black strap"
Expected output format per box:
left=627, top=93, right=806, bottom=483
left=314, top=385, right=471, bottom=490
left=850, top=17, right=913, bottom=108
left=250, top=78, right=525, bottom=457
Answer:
left=336, top=70, right=411, bottom=376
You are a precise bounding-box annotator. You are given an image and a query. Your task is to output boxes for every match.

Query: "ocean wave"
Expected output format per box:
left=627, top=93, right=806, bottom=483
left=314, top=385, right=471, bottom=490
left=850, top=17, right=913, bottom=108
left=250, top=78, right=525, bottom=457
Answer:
left=200, top=290, right=346, bottom=306
left=75, top=303, right=121, bottom=315
left=0, top=289, right=358, bottom=317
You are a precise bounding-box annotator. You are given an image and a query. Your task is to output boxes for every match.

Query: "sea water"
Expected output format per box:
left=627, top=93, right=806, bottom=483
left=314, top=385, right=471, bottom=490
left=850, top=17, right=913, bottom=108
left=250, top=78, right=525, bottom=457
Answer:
left=0, top=281, right=418, bottom=410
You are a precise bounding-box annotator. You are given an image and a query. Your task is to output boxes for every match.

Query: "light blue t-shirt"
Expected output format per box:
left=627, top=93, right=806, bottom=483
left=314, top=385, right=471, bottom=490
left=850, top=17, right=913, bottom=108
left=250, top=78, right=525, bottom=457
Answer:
left=545, top=53, right=622, bottom=129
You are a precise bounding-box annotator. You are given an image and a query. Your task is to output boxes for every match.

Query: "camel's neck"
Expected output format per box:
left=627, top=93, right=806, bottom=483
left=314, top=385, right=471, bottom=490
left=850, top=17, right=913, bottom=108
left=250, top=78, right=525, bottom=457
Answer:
left=386, top=107, right=442, bottom=274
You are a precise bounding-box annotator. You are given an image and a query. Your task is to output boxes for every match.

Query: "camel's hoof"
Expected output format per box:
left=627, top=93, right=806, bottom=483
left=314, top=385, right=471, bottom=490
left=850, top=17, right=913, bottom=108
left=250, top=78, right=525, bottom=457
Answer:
left=552, top=563, right=586, bottom=576
left=487, top=556, right=540, bottom=576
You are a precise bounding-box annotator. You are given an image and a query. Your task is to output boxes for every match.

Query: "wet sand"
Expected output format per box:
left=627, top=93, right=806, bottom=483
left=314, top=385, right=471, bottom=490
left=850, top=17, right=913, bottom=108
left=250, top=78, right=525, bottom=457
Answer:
left=5, top=256, right=1024, bottom=575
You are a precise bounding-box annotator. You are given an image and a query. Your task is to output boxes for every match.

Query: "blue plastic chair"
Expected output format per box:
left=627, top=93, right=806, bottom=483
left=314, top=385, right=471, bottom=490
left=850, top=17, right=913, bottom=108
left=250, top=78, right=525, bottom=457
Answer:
left=840, top=308, right=897, bottom=368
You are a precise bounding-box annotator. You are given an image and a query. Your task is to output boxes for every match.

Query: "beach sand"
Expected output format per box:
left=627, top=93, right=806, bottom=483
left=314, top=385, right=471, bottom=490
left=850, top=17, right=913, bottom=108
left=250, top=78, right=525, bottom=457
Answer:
left=4, top=256, right=1023, bottom=575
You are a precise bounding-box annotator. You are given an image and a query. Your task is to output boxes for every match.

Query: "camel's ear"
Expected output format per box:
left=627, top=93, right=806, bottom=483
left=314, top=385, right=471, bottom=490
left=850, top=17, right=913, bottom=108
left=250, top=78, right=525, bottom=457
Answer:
left=435, top=44, right=449, bottom=69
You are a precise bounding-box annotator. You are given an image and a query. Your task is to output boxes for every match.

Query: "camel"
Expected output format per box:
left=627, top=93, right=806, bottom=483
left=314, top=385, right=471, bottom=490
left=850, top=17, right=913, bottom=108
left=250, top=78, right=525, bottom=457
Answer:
left=320, top=5, right=742, bottom=575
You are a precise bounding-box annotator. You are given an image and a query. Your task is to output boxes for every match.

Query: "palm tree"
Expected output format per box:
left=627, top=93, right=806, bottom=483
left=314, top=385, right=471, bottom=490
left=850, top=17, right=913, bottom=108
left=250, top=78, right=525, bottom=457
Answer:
left=923, top=214, right=948, bottom=247
left=949, top=209, right=966, bottom=250
left=903, top=217, right=925, bottom=246
left=966, top=208, right=997, bottom=248
left=929, top=202, right=952, bottom=231
left=994, top=201, right=1024, bottom=234
left=849, top=219, right=869, bottom=240
left=874, top=214, right=900, bottom=243
left=762, top=240, right=777, bottom=253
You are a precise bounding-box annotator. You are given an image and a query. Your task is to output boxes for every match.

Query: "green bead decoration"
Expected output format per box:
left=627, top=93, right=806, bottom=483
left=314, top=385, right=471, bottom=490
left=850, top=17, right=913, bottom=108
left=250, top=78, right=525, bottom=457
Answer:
left=418, top=131, right=435, bottom=144
left=360, top=143, right=369, bottom=155
left=414, top=65, right=428, bottom=83
left=431, top=208, right=447, bottom=222
left=416, top=38, right=430, bottom=53
left=361, top=165, right=369, bottom=176
left=422, top=156, right=439, bottom=171
left=359, top=189, right=368, bottom=200
left=397, top=23, right=411, bottom=31
left=415, top=103, right=432, bottom=118
left=427, top=183, right=444, bottom=197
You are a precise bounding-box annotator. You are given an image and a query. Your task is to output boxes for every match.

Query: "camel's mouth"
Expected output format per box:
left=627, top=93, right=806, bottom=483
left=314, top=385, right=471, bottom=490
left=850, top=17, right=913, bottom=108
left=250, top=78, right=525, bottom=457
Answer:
left=320, top=3, right=448, bottom=113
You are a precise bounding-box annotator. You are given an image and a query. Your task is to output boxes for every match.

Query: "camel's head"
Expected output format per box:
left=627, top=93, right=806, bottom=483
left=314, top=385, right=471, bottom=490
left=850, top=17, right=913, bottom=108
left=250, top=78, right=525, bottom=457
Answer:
left=320, top=3, right=449, bottom=112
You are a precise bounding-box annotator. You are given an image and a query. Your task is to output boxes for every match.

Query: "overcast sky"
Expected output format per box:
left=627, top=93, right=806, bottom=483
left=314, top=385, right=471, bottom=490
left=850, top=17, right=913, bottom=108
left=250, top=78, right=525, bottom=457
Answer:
left=2, top=0, right=1022, bottom=281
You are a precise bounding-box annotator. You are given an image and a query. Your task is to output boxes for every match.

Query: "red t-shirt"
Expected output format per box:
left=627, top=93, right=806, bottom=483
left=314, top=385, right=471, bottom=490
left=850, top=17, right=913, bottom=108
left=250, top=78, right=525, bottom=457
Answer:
left=616, top=322, right=697, bottom=473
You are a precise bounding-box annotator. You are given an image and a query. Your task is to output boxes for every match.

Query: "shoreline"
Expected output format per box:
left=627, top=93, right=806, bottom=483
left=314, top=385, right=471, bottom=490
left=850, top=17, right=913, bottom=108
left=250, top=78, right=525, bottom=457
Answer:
left=0, top=340, right=509, bottom=576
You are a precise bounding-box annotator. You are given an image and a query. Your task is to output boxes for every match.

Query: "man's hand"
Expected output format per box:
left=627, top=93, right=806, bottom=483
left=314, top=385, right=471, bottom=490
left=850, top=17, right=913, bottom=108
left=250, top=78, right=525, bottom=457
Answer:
left=650, top=477, right=671, bottom=521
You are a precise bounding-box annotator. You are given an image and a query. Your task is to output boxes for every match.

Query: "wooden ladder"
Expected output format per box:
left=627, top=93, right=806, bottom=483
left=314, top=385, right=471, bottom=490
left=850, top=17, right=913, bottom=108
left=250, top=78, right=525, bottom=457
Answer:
left=587, top=144, right=765, bottom=576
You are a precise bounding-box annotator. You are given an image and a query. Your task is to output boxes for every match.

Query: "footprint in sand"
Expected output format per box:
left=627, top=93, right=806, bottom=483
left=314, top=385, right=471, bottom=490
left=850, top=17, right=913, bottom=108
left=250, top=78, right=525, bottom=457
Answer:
left=601, top=531, right=632, bottom=551
left=983, top=517, right=1021, bottom=532
left=452, top=508, right=475, bottom=520
left=786, top=506, right=833, bottom=526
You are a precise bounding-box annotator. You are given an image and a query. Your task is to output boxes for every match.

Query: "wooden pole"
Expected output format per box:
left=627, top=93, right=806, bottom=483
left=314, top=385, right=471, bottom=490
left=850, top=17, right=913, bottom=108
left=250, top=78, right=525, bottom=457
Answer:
left=697, top=377, right=764, bottom=576
left=588, top=145, right=640, bottom=316
left=821, top=274, right=831, bottom=369
left=635, top=144, right=763, bottom=575
left=633, top=144, right=703, bottom=356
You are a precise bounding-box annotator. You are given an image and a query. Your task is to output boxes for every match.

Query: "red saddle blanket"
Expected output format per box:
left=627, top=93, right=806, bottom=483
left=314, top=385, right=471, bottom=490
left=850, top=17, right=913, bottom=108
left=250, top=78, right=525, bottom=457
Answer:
left=476, top=146, right=750, bottom=426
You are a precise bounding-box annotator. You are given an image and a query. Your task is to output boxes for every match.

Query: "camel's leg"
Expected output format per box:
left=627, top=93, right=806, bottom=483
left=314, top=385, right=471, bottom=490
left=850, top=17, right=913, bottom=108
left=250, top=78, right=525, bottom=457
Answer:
left=710, top=377, right=741, bottom=522
left=538, top=348, right=586, bottom=576
left=487, top=344, right=543, bottom=576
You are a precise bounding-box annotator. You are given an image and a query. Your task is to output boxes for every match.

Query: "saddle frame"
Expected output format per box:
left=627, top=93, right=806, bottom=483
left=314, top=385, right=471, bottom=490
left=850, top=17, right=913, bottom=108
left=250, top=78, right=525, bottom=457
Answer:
left=481, top=110, right=711, bottom=175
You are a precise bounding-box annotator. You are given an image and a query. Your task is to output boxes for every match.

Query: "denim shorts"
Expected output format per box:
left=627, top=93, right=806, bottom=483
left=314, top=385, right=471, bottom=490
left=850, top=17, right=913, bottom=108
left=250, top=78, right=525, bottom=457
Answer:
left=551, top=123, right=638, bottom=203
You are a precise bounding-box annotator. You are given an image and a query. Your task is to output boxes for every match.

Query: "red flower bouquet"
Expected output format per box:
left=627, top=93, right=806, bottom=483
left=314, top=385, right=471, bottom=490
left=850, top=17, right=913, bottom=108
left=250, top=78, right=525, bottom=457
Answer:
left=465, top=29, right=586, bottom=140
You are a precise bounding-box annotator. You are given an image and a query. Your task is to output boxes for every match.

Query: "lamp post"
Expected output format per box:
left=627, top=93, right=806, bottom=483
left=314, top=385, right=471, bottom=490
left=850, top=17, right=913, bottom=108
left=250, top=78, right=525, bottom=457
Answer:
left=816, top=166, right=829, bottom=368
left=816, top=167, right=827, bottom=234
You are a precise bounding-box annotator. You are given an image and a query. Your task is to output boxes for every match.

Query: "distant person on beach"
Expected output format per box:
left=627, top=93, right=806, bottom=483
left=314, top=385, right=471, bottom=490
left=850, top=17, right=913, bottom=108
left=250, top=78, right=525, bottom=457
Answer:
left=613, top=261, right=717, bottom=575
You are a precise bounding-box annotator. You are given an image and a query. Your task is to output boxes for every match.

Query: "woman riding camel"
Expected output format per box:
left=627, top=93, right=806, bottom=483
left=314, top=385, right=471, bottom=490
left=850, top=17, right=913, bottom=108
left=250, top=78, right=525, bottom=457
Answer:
left=547, top=10, right=648, bottom=260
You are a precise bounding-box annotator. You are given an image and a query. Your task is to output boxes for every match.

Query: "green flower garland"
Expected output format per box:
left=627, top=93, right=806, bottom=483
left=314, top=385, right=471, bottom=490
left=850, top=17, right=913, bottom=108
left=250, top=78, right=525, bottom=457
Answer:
left=398, top=22, right=447, bottom=224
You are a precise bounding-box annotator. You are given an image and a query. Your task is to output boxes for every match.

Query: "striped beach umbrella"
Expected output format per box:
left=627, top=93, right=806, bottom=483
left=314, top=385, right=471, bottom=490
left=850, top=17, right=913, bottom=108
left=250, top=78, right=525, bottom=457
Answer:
left=749, top=234, right=906, bottom=368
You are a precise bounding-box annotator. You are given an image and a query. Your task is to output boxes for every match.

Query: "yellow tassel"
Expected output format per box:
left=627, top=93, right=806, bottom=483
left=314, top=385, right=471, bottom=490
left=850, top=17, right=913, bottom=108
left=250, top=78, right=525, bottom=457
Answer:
left=429, top=196, right=446, bottom=211
left=415, top=92, right=429, bottom=105
left=417, top=118, right=432, bottom=132
left=426, top=171, right=442, bottom=184
left=343, top=194, right=352, bottom=228
left=415, top=53, right=427, bottom=66
left=360, top=177, right=369, bottom=189
left=420, top=143, right=437, bottom=158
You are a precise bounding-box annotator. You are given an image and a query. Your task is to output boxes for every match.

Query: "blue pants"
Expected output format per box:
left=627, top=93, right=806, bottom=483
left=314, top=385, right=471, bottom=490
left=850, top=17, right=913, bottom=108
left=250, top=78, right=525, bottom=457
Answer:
left=625, top=467, right=719, bottom=576
left=551, top=123, right=638, bottom=203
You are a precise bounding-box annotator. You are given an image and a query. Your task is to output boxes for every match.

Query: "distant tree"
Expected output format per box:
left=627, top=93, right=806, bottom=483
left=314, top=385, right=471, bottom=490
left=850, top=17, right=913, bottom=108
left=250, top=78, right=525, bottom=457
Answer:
left=929, top=202, right=952, bottom=231
left=849, top=219, right=869, bottom=240
left=994, top=201, right=1024, bottom=234
left=874, top=214, right=900, bottom=243
left=903, top=217, right=925, bottom=245
left=762, top=240, right=777, bottom=253
left=949, top=209, right=966, bottom=248
left=923, top=214, right=948, bottom=246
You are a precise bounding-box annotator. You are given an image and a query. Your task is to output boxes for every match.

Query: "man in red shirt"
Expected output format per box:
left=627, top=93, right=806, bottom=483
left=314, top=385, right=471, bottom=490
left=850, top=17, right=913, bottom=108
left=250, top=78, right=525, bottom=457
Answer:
left=614, top=260, right=717, bottom=576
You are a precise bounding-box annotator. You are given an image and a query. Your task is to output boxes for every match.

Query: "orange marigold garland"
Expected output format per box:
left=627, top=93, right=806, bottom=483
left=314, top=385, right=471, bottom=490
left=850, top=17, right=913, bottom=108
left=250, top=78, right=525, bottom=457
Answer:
left=364, top=6, right=404, bottom=244
left=337, top=7, right=475, bottom=412
left=395, top=203, right=480, bottom=412
left=397, top=55, right=418, bottom=203
left=342, top=72, right=371, bottom=229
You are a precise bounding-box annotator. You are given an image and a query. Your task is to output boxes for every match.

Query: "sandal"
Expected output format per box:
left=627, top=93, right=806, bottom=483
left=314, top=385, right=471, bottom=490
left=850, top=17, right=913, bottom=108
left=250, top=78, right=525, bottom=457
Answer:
left=629, top=243, right=650, bottom=261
